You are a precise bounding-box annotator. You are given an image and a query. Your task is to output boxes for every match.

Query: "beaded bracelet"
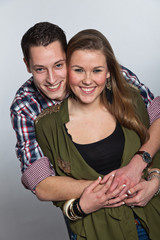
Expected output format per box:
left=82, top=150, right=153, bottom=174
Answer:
left=73, top=198, right=88, bottom=217
left=148, top=170, right=160, bottom=176
left=147, top=174, right=160, bottom=196
left=77, top=198, right=88, bottom=217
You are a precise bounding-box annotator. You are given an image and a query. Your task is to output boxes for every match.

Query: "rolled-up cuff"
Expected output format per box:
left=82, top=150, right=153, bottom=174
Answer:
left=148, top=96, right=160, bottom=124
left=21, top=157, right=55, bottom=192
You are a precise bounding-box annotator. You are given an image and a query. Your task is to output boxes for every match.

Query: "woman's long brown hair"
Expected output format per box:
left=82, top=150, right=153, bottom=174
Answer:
left=67, top=29, right=149, bottom=144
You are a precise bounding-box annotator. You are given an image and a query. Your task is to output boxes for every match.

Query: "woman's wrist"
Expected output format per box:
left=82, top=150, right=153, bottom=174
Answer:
left=147, top=170, right=160, bottom=196
left=63, top=198, right=88, bottom=221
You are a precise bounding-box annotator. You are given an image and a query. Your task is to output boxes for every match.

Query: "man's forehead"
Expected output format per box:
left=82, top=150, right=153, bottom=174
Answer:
left=29, top=42, right=66, bottom=65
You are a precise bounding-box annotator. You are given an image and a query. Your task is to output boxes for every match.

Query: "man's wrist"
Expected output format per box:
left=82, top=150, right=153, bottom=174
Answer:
left=135, top=151, right=152, bottom=166
left=129, top=154, right=148, bottom=173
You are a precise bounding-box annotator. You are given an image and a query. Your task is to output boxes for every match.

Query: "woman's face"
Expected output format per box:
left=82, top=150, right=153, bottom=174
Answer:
left=68, top=49, right=110, bottom=105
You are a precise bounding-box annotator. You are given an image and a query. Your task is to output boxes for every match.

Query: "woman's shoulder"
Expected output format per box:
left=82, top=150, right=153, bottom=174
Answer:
left=35, top=104, right=61, bottom=125
left=35, top=98, right=69, bottom=127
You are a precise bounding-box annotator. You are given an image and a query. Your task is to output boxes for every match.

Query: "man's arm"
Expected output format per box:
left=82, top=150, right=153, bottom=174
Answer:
left=102, top=67, right=160, bottom=193
left=120, top=65, right=154, bottom=107
left=11, top=105, right=92, bottom=197
left=103, top=117, right=160, bottom=192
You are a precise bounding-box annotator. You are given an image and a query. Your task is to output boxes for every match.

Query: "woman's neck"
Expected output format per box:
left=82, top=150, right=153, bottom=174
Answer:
left=68, top=97, right=105, bottom=116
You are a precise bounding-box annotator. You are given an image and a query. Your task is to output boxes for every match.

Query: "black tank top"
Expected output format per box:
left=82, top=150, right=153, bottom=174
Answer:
left=65, top=122, right=125, bottom=175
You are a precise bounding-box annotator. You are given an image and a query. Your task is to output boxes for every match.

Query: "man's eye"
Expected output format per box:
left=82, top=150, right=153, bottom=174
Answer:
left=56, top=63, right=63, bottom=68
left=35, top=68, right=44, bottom=73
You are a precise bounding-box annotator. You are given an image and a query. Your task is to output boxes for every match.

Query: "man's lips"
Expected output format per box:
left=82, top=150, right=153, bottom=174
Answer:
left=46, top=82, right=62, bottom=91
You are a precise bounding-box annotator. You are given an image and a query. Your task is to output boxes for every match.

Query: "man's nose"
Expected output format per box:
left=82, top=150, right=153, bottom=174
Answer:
left=47, top=69, right=56, bottom=84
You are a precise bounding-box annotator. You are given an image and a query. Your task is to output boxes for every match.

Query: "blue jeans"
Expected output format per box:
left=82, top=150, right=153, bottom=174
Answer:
left=65, top=215, right=149, bottom=240
left=64, top=215, right=77, bottom=240
left=71, top=224, right=149, bottom=240
left=135, top=218, right=150, bottom=240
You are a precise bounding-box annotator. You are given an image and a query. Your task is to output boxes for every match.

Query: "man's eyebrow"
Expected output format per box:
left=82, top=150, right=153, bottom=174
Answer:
left=33, top=59, right=66, bottom=68
left=33, top=64, right=44, bottom=68
left=54, top=59, right=66, bottom=65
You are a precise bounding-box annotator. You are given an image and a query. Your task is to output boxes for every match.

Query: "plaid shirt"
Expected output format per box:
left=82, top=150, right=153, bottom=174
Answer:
left=10, top=66, right=156, bottom=191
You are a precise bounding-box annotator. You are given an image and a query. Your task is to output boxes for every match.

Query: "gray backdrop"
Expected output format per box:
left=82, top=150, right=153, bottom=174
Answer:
left=0, top=0, right=160, bottom=239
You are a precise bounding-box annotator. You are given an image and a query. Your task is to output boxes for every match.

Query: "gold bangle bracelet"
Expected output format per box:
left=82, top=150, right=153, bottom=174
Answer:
left=63, top=199, right=75, bottom=219
left=63, top=199, right=82, bottom=221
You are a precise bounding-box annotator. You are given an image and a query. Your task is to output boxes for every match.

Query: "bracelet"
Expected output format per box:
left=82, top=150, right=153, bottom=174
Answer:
left=73, top=198, right=88, bottom=217
left=147, top=174, right=160, bottom=196
left=148, top=170, right=160, bottom=176
left=63, top=199, right=83, bottom=221
left=77, top=198, right=88, bottom=217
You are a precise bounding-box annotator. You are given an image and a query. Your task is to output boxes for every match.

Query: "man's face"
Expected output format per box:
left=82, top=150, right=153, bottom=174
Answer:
left=25, top=41, right=67, bottom=101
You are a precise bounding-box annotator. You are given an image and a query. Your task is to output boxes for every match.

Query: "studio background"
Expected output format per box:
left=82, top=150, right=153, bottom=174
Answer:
left=0, top=0, right=159, bottom=239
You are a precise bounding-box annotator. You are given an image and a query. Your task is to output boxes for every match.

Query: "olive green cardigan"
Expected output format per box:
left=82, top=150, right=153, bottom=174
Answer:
left=35, top=92, right=160, bottom=240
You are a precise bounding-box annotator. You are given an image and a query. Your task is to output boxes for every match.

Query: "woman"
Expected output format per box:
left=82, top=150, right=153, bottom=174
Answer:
left=35, top=29, right=160, bottom=240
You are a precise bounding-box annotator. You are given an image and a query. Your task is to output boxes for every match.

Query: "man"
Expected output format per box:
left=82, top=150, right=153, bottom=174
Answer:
left=10, top=22, right=160, bottom=205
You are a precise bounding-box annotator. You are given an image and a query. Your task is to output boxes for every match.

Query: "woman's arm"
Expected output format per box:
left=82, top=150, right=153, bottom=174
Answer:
left=125, top=168, right=160, bottom=207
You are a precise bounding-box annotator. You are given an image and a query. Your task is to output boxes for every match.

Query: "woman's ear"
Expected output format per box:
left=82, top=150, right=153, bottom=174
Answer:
left=106, top=71, right=110, bottom=79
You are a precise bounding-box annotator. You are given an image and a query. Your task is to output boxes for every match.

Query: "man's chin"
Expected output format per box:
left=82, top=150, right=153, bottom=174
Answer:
left=46, top=91, right=67, bottom=101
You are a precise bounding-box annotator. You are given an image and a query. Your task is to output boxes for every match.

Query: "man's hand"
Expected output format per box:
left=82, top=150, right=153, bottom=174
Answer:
left=101, top=154, right=145, bottom=196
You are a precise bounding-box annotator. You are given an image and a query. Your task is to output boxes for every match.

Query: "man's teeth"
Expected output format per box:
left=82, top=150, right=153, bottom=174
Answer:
left=48, top=83, right=60, bottom=89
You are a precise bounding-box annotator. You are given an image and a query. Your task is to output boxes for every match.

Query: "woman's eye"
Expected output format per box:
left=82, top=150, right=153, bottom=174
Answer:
left=74, top=68, right=83, bottom=72
left=93, top=69, right=102, bottom=73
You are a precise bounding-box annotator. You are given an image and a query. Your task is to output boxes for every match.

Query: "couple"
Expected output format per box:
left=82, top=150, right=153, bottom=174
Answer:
left=11, top=22, right=160, bottom=239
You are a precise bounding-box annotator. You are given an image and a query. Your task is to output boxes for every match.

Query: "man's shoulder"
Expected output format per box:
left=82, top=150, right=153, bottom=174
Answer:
left=10, top=77, right=39, bottom=112
left=120, top=65, right=139, bottom=83
left=14, top=77, right=36, bottom=99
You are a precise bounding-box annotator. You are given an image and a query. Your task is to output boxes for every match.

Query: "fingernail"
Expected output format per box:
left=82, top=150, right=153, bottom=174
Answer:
left=98, top=176, right=102, bottom=180
left=121, top=202, right=125, bottom=205
left=124, top=194, right=128, bottom=197
left=122, top=184, right=126, bottom=187
left=128, top=190, right=132, bottom=194
left=111, top=174, right=115, bottom=177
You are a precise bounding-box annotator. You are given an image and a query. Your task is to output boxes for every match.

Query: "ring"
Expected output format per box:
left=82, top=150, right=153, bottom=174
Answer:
left=106, top=200, right=110, bottom=205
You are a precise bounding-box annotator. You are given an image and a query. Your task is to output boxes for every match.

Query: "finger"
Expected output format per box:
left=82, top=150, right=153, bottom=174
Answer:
left=106, top=184, right=126, bottom=198
left=97, top=175, right=115, bottom=197
left=125, top=194, right=140, bottom=205
left=127, top=184, right=142, bottom=196
left=105, top=201, right=125, bottom=208
left=117, top=186, right=128, bottom=196
left=101, top=171, right=116, bottom=184
left=107, top=179, right=119, bottom=193
left=107, top=194, right=128, bottom=205
left=87, top=176, right=102, bottom=192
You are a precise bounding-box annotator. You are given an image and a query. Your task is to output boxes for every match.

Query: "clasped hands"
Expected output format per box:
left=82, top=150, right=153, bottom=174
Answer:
left=79, top=164, right=160, bottom=215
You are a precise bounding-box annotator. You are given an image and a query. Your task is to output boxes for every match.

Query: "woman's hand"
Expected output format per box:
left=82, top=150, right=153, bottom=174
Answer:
left=100, top=156, right=144, bottom=197
left=79, top=175, right=127, bottom=214
left=125, top=177, right=160, bottom=207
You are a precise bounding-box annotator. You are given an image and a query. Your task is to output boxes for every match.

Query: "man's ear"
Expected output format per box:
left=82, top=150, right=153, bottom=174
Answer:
left=23, top=58, right=31, bottom=73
